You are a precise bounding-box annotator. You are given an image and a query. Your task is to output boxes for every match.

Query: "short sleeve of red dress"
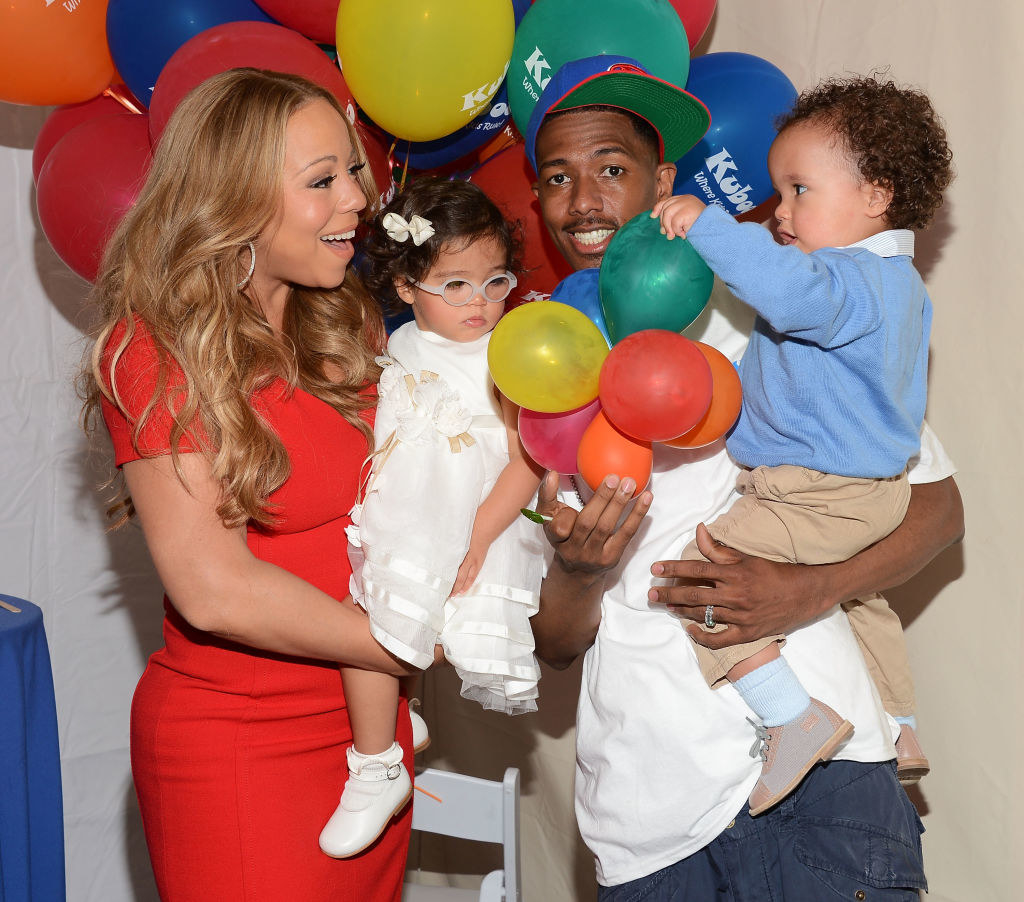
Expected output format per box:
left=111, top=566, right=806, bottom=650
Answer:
left=99, top=319, right=204, bottom=466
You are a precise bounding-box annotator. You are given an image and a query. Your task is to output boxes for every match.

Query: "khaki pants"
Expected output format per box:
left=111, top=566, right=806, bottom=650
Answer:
left=681, top=464, right=915, bottom=713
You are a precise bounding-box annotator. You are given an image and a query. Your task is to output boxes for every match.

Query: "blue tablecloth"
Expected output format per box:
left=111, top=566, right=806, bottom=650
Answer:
left=0, top=596, right=65, bottom=902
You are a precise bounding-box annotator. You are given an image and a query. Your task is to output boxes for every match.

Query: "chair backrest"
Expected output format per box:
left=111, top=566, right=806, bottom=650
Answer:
left=404, top=767, right=521, bottom=902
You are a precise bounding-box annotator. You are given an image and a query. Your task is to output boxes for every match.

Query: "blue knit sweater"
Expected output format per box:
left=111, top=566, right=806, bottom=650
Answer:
left=685, top=204, right=930, bottom=477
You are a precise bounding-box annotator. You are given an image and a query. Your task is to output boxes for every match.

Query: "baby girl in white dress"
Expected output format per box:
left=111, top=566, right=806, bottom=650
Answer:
left=319, top=177, right=544, bottom=859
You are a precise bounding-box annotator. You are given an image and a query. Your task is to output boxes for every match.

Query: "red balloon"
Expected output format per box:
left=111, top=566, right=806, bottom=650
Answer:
left=32, top=94, right=128, bottom=184
left=36, top=113, right=153, bottom=283
left=669, top=0, right=717, bottom=50
left=519, top=399, right=601, bottom=475
left=470, top=140, right=573, bottom=310
left=0, top=0, right=114, bottom=105
left=251, top=0, right=339, bottom=44
left=149, top=22, right=358, bottom=145
left=661, top=340, right=742, bottom=449
left=577, top=410, right=652, bottom=496
left=599, top=330, right=713, bottom=442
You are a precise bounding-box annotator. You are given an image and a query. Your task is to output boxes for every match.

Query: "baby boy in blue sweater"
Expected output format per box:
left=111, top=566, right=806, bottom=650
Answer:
left=653, top=74, right=953, bottom=815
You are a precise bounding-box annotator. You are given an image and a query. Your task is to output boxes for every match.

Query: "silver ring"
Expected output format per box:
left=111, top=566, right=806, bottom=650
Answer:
left=704, top=605, right=716, bottom=630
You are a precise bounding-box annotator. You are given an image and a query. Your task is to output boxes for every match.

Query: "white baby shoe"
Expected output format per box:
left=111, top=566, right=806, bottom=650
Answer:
left=409, top=698, right=430, bottom=754
left=319, top=741, right=412, bottom=858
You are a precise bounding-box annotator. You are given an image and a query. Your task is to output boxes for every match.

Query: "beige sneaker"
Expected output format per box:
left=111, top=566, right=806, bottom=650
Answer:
left=895, top=725, right=930, bottom=786
left=748, top=698, right=854, bottom=817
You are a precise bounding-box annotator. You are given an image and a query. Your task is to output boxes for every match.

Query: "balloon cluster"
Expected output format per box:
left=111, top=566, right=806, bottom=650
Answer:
left=9, top=0, right=796, bottom=310
left=487, top=209, right=742, bottom=495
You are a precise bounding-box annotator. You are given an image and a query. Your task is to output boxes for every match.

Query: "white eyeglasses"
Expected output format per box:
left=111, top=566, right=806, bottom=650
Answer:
left=412, top=272, right=518, bottom=307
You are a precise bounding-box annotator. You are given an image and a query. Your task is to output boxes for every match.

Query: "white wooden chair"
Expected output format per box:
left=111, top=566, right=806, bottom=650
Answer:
left=402, top=767, right=521, bottom=902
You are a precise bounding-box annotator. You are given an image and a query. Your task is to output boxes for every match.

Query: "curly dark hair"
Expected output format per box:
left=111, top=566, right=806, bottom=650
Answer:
left=777, top=74, right=954, bottom=229
left=359, top=176, right=523, bottom=316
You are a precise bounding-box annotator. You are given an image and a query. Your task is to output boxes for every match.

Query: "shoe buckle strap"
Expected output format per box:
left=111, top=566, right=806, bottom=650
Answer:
left=355, top=760, right=404, bottom=782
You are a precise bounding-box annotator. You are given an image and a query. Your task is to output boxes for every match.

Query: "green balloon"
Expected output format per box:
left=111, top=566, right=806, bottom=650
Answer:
left=509, top=0, right=691, bottom=136
left=598, top=211, right=713, bottom=343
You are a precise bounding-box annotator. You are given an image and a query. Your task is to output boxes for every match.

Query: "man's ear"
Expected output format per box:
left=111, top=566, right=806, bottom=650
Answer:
left=394, top=277, right=416, bottom=306
left=654, top=162, right=677, bottom=203
left=866, top=180, right=894, bottom=220
left=531, top=180, right=539, bottom=199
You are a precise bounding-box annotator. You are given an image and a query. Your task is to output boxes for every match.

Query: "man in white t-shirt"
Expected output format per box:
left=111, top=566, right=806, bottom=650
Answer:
left=526, top=56, right=963, bottom=898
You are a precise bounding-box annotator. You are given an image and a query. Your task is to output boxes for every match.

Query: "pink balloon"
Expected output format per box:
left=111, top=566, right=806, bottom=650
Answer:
left=519, top=399, right=601, bottom=475
left=149, top=21, right=357, bottom=145
left=36, top=113, right=152, bottom=282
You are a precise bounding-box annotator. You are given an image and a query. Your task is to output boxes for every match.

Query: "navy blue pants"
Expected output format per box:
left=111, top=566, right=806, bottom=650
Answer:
left=597, top=761, right=926, bottom=902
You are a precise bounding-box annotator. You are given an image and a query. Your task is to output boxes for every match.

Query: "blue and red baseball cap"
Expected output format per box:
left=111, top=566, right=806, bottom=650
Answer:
left=524, top=55, right=710, bottom=173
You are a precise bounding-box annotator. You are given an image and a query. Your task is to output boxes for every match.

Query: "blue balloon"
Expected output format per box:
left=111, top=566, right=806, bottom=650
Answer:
left=550, top=269, right=611, bottom=347
left=106, top=0, right=275, bottom=107
left=674, top=52, right=798, bottom=216
left=512, top=0, right=532, bottom=25
left=398, top=85, right=511, bottom=172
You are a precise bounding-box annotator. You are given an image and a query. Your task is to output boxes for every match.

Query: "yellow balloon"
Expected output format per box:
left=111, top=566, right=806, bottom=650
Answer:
left=488, top=302, right=610, bottom=413
left=337, top=0, right=514, bottom=142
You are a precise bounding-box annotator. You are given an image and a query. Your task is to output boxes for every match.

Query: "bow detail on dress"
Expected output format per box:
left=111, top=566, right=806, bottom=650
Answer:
left=382, top=212, right=435, bottom=246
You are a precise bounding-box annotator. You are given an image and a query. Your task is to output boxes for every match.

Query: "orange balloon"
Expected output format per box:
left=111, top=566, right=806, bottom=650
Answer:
left=1, top=0, right=115, bottom=105
left=662, top=342, right=742, bottom=449
left=577, top=410, right=653, bottom=497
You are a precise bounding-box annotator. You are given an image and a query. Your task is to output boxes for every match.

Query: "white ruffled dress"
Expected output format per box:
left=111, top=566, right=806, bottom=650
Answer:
left=347, top=322, right=543, bottom=715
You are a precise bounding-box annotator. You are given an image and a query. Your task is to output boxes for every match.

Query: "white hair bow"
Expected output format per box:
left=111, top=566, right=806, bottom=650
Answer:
left=382, top=212, right=435, bottom=246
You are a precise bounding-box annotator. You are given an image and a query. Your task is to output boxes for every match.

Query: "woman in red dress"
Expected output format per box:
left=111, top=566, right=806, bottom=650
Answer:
left=82, top=69, right=422, bottom=900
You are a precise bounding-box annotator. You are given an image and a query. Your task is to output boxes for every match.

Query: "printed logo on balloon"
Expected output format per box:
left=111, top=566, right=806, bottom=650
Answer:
left=674, top=52, right=798, bottom=219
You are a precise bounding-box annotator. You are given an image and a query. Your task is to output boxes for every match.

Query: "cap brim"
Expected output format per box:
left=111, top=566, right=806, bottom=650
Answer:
left=553, top=71, right=710, bottom=163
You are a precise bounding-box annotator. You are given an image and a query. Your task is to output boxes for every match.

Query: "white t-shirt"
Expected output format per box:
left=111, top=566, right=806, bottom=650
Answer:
left=564, top=287, right=957, bottom=887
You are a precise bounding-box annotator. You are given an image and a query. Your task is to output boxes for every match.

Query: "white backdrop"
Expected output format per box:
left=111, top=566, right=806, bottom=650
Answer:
left=0, top=2, right=1019, bottom=900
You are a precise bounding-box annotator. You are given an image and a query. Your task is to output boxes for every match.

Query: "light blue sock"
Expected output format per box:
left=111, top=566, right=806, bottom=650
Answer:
left=893, top=714, right=918, bottom=730
left=733, top=656, right=811, bottom=727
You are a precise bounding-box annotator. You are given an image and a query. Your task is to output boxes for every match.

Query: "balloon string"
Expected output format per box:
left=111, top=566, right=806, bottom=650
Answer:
left=103, top=85, right=144, bottom=115
left=395, top=141, right=412, bottom=193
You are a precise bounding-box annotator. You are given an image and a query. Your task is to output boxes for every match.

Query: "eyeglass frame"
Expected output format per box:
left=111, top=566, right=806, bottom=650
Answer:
left=411, top=271, right=518, bottom=307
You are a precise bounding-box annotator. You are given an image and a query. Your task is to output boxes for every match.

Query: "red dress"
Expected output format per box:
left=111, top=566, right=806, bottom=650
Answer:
left=101, top=323, right=412, bottom=901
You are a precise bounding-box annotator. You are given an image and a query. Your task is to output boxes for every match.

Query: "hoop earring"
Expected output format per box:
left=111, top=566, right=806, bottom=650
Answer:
left=237, top=241, right=256, bottom=290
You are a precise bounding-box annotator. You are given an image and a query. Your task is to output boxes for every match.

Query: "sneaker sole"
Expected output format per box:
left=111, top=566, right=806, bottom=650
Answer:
left=897, top=759, right=930, bottom=786
left=319, top=785, right=414, bottom=860
left=749, top=719, right=854, bottom=817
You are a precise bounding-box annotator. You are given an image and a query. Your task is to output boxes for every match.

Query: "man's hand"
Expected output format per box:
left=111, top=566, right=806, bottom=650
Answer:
left=538, top=471, right=652, bottom=576
left=648, top=523, right=832, bottom=648
left=531, top=470, right=652, bottom=668
left=651, top=194, right=707, bottom=240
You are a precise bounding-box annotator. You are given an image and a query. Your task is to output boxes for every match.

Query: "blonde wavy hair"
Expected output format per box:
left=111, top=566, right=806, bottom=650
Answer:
left=81, top=68, right=385, bottom=529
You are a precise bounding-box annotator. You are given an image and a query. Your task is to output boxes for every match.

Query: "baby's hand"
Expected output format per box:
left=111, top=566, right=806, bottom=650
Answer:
left=651, top=195, right=706, bottom=240
left=451, top=544, right=486, bottom=597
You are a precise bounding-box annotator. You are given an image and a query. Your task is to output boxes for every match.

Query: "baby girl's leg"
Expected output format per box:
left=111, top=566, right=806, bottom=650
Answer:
left=319, top=669, right=411, bottom=859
